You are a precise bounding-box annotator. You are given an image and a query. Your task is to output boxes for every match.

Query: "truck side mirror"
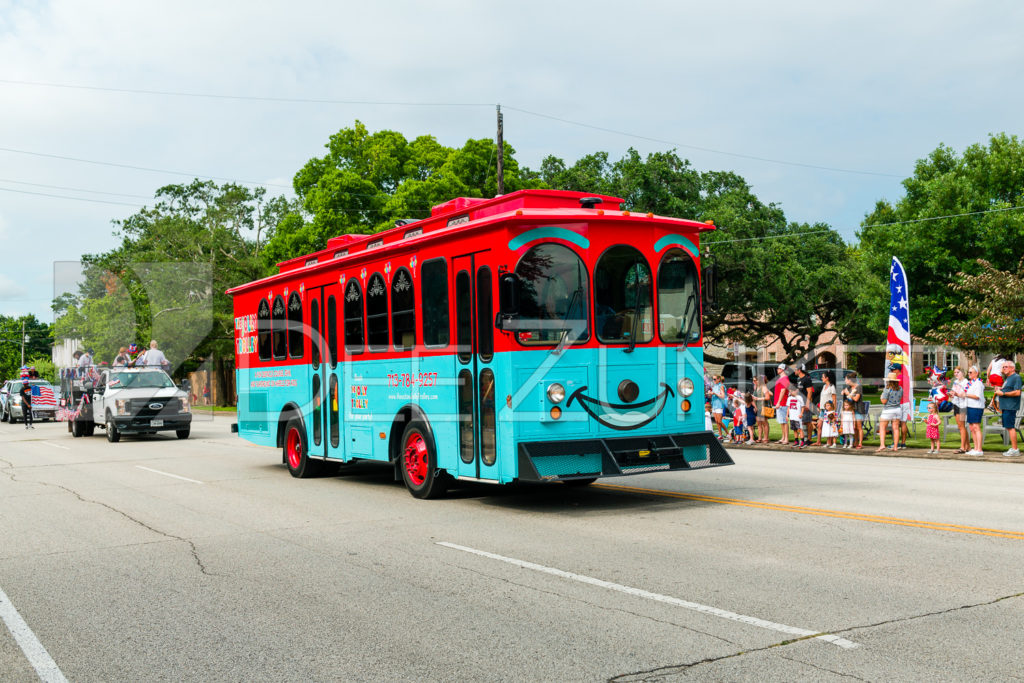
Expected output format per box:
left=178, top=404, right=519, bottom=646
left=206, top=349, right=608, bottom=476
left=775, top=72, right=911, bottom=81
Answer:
left=496, top=273, right=521, bottom=330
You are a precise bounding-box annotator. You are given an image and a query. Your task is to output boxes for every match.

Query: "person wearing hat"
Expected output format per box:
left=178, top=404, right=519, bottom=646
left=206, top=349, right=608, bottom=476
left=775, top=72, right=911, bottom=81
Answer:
left=876, top=371, right=904, bottom=452
left=772, top=363, right=791, bottom=444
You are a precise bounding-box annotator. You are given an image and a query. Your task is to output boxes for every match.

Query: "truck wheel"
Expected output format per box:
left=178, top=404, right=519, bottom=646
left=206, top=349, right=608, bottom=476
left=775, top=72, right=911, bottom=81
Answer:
left=84, top=423, right=95, bottom=437
left=106, top=413, right=120, bottom=443
left=399, top=421, right=448, bottom=499
left=72, top=418, right=83, bottom=437
left=176, top=428, right=190, bottom=439
left=1, top=407, right=7, bottom=422
left=283, top=417, right=319, bottom=478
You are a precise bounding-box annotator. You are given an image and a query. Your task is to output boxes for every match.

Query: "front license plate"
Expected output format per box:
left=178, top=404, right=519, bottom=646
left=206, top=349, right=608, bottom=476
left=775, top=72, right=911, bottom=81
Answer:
left=151, top=419, right=164, bottom=427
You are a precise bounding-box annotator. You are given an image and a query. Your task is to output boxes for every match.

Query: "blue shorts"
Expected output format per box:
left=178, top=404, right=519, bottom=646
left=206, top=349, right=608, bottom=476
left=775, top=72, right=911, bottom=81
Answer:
left=1003, top=410, right=1019, bottom=430
left=966, top=407, right=983, bottom=425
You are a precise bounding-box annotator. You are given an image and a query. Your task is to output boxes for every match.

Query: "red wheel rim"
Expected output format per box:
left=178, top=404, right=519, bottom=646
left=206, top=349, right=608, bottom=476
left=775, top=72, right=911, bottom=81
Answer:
left=286, top=428, right=302, bottom=470
left=404, top=432, right=428, bottom=486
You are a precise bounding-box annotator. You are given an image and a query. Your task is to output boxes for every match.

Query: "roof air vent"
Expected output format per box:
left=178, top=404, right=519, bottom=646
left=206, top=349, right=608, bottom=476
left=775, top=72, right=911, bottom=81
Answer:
left=579, top=197, right=603, bottom=209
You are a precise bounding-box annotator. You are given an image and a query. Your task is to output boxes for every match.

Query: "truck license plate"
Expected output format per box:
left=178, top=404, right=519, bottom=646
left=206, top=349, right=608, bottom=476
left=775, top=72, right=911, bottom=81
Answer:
left=151, top=419, right=164, bottom=427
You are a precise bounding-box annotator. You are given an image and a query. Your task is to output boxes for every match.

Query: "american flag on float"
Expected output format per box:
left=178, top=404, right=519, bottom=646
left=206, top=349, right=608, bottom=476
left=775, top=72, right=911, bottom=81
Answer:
left=887, top=256, right=913, bottom=408
left=31, top=384, right=57, bottom=409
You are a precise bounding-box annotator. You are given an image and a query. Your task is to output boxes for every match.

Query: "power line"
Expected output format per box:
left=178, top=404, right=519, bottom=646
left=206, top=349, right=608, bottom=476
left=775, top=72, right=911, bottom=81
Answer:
left=0, top=145, right=292, bottom=189
left=0, top=78, right=494, bottom=108
left=0, top=178, right=153, bottom=199
left=0, top=186, right=145, bottom=207
left=0, top=78, right=902, bottom=179
left=706, top=204, right=1024, bottom=247
left=502, top=105, right=904, bottom=178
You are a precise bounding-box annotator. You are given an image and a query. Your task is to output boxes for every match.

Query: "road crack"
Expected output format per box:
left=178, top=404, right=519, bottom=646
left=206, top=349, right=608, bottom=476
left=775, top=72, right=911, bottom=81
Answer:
left=778, top=653, right=871, bottom=681
left=832, top=590, right=1024, bottom=638
left=442, top=560, right=741, bottom=647
left=0, top=458, right=215, bottom=577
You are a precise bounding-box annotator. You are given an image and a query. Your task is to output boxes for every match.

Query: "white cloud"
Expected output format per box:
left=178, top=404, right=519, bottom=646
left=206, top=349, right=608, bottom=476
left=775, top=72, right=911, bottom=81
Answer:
left=0, top=273, right=28, bottom=300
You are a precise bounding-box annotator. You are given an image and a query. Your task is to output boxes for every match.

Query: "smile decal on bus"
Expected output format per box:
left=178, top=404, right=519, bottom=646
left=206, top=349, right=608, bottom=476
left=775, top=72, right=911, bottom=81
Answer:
left=567, top=383, right=674, bottom=430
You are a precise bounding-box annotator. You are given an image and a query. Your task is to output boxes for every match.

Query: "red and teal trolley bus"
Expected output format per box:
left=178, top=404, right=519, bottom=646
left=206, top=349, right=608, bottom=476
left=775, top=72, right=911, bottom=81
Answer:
left=228, top=190, right=732, bottom=498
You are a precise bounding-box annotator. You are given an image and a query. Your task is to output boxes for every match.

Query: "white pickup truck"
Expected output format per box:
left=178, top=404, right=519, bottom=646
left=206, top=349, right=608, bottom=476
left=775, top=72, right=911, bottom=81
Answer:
left=91, top=367, right=192, bottom=442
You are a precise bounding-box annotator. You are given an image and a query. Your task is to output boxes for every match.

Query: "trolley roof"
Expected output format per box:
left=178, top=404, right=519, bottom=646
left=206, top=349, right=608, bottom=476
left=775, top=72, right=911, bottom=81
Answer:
left=227, top=189, right=715, bottom=296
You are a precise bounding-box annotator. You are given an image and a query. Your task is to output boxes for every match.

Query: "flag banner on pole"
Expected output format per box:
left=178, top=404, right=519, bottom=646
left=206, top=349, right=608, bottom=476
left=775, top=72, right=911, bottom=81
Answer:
left=887, top=256, right=913, bottom=407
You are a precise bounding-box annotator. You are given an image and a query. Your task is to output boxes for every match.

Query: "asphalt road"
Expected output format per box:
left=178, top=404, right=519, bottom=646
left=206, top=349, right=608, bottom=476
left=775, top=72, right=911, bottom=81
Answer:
left=2, top=415, right=1022, bottom=682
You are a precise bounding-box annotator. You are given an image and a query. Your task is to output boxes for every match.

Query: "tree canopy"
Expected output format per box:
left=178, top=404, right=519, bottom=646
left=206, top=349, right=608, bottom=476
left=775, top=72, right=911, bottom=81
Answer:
left=262, top=120, right=543, bottom=266
left=541, top=148, right=867, bottom=363
left=858, top=133, right=1024, bottom=341
left=54, top=180, right=291, bottom=400
left=927, top=257, right=1024, bottom=355
left=0, top=314, right=53, bottom=381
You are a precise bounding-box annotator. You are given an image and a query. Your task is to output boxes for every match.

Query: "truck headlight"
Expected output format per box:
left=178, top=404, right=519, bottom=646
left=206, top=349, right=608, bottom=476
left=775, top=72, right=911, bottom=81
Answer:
left=677, top=378, right=695, bottom=397
left=180, top=398, right=190, bottom=414
left=116, top=399, right=130, bottom=416
left=546, top=383, right=565, bottom=404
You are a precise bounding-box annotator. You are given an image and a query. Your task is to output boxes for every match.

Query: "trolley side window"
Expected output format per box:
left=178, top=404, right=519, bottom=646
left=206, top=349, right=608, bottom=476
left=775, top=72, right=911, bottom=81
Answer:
left=344, top=280, right=365, bottom=354
left=287, top=292, right=304, bottom=359
left=392, top=267, right=415, bottom=351
left=327, top=295, right=338, bottom=368
left=366, top=273, right=389, bottom=352
left=421, top=259, right=449, bottom=348
left=271, top=295, right=287, bottom=359
left=257, top=298, right=271, bottom=361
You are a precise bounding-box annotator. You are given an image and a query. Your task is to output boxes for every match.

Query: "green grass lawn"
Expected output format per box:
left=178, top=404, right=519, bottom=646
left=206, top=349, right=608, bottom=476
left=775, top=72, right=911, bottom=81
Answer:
left=731, top=413, right=1014, bottom=453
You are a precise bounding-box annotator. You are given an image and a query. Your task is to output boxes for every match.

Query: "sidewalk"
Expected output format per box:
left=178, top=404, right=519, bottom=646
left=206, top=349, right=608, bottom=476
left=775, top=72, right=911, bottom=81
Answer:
left=731, top=439, right=1023, bottom=463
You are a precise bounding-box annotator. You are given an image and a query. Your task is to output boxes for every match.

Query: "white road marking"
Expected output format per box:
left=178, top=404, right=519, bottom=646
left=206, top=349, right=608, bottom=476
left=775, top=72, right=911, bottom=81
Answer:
left=135, top=466, right=203, bottom=484
left=0, top=584, right=69, bottom=683
left=40, top=442, right=69, bottom=450
left=438, top=542, right=860, bottom=650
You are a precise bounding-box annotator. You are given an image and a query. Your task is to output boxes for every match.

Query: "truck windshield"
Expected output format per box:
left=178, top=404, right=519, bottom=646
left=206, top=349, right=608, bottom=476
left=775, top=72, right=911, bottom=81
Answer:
left=514, top=243, right=589, bottom=346
left=108, top=372, right=175, bottom=389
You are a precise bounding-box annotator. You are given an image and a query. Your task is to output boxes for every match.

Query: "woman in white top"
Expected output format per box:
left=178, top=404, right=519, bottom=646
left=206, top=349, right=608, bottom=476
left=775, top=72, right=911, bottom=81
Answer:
left=963, top=365, right=987, bottom=455
left=813, top=372, right=837, bottom=446
left=949, top=366, right=970, bottom=453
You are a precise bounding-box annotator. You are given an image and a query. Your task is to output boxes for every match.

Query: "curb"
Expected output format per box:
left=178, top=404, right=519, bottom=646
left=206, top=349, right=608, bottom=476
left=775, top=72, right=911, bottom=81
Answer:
left=728, top=441, right=1023, bottom=463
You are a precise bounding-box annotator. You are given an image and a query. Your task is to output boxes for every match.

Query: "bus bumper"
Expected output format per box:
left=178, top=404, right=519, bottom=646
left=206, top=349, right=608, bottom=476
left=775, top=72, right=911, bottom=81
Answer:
left=516, top=431, right=734, bottom=482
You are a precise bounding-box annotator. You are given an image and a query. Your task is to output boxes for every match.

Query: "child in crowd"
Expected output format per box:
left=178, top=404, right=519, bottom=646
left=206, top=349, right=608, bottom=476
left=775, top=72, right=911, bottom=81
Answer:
left=925, top=402, right=941, bottom=453
left=841, top=399, right=856, bottom=449
left=744, top=393, right=756, bottom=444
left=705, top=401, right=713, bottom=432
left=801, top=399, right=814, bottom=447
left=820, top=400, right=838, bottom=448
left=732, top=397, right=746, bottom=443
left=787, top=387, right=806, bottom=448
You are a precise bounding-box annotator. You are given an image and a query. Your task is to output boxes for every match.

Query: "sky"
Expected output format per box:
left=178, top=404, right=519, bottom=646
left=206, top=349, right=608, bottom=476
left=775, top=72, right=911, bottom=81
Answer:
left=1, top=0, right=1023, bottom=321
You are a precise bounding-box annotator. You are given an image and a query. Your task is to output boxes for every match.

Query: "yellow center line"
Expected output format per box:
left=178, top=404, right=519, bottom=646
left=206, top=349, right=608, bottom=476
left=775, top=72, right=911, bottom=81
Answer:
left=593, top=483, right=1024, bottom=540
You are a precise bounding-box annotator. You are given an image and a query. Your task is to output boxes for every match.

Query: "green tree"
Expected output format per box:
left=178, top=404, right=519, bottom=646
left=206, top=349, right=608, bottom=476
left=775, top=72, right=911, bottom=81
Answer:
left=54, top=181, right=290, bottom=403
left=0, top=315, right=53, bottom=380
left=264, top=121, right=544, bottom=263
left=927, top=257, right=1024, bottom=355
left=858, top=133, right=1024, bottom=338
left=542, top=148, right=866, bottom=363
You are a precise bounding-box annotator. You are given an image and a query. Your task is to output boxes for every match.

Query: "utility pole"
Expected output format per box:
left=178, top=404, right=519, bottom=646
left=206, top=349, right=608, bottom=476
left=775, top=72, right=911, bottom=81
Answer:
left=20, top=320, right=25, bottom=366
left=496, top=104, right=504, bottom=196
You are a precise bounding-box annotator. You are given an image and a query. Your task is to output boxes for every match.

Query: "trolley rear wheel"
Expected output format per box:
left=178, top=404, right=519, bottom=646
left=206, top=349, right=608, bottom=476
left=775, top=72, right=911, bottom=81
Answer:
left=399, top=421, right=448, bottom=499
left=284, top=417, right=319, bottom=478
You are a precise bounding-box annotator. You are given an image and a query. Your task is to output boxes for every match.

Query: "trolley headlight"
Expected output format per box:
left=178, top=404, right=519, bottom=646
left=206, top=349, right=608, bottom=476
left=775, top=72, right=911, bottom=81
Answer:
left=116, top=399, right=130, bottom=416
left=547, top=383, right=566, bottom=404
left=677, top=378, right=695, bottom=397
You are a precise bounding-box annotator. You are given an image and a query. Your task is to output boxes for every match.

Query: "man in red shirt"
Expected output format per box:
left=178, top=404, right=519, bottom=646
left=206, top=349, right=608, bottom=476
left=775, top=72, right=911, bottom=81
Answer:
left=773, top=363, right=791, bottom=444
